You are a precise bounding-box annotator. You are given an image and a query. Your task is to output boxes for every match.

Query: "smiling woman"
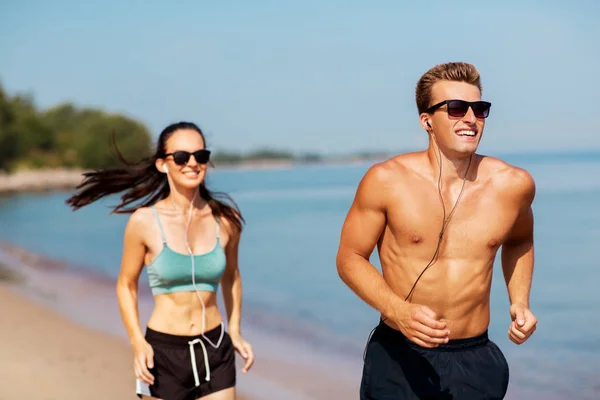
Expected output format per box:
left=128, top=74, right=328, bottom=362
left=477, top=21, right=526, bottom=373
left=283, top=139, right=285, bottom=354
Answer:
left=64, top=121, right=254, bottom=400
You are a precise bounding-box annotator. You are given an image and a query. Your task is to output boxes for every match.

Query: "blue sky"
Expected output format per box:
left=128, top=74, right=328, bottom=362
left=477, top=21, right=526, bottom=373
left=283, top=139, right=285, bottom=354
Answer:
left=1, top=1, right=598, bottom=155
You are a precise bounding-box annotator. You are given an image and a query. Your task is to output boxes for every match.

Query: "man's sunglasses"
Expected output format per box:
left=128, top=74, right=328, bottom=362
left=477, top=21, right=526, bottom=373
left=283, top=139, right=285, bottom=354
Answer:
left=426, top=100, right=492, bottom=119
left=164, top=149, right=211, bottom=165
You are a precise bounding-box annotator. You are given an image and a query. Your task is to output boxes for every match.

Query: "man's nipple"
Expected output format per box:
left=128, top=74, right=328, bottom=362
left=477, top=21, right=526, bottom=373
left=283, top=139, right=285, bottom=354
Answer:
left=487, top=239, right=500, bottom=248
left=411, top=234, right=422, bottom=244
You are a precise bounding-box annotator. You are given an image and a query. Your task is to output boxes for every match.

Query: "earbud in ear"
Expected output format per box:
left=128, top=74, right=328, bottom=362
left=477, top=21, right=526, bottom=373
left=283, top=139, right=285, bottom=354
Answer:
left=163, top=165, right=169, bottom=173
left=426, top=121, right=431, bottom=128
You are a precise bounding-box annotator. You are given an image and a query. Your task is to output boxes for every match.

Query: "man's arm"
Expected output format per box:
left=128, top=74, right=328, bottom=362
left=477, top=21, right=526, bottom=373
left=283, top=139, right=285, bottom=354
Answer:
left=336, top=163, right=449, bottom=347
left=501, top=168, right=537, bottom=344
left=501, top=169, right=536, bottom=308
left=336, top=164, right=405, bottom=320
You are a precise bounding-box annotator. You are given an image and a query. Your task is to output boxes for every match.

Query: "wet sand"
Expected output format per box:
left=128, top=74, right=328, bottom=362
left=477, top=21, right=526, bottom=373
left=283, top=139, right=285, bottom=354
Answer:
left=0, top=243, right=360, bottom=400
left=0, top=284, right=143, bottom=400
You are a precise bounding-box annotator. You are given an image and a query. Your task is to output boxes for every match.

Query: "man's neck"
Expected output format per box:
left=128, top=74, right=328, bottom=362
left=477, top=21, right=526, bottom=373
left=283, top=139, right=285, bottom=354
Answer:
left=426, top=143, right=474, bottom=185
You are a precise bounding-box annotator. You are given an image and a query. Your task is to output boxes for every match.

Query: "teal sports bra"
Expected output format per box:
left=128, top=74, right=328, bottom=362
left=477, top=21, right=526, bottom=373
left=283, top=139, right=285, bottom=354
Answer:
left=146, top=206, right=227, bottom=296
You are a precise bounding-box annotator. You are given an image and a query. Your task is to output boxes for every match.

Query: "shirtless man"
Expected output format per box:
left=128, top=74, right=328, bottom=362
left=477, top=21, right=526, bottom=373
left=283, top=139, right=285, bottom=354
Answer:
left=336, top=62, right=537, bottom=399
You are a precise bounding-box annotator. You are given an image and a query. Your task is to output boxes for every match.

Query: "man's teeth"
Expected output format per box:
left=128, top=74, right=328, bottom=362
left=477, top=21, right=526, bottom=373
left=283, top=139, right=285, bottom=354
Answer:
left=457, top=130, right=476, bottom=136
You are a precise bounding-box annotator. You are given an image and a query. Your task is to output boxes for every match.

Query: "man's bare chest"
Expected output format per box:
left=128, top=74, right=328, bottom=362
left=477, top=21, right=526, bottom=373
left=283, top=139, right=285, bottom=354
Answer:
left=385, top=190, right=519, bottom=252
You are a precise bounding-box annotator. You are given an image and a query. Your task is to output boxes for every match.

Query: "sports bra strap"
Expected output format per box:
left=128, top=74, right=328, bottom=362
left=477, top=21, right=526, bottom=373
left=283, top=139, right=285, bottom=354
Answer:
left=215, top=216, right=220, bottom=242
left=152, top=206, right=167, bottom=244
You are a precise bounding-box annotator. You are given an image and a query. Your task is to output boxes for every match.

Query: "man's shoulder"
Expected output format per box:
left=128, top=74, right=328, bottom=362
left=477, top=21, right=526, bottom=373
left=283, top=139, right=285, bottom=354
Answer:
left=481, top=155, right=536, bottom=201
left=354, top=153, right=421, bottom=206
left=363, top=152, right=422, bottom=183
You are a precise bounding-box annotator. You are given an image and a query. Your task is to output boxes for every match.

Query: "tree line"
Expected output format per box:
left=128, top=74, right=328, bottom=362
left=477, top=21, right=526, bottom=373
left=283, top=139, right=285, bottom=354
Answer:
left=0, top=83, right=387, bottom=173
left=0, top=83, right=324, bottom=172
left=0, top=83, right=152, bottom=172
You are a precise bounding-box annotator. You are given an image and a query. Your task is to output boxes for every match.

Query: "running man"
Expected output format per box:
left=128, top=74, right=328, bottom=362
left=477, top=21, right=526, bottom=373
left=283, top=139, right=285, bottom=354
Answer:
left=336, top=62, right=537, bottom=399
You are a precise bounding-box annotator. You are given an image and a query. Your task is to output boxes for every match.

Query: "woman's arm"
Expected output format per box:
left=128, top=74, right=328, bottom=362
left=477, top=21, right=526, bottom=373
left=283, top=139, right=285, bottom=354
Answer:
left=221, top=225, right=242, bottom=335
left=115, top=209, right=155, bottom=384
left=220, top=217, right=254, bottom=373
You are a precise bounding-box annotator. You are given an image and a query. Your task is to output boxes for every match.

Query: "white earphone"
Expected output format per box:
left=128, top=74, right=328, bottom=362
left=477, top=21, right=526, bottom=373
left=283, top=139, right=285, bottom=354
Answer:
left=160, top=163, right=224, bottom=352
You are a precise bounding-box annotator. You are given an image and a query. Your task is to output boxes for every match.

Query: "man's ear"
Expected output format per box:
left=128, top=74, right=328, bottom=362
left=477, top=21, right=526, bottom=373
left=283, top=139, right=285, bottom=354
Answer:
left=419, top=113, right=432, bottom=131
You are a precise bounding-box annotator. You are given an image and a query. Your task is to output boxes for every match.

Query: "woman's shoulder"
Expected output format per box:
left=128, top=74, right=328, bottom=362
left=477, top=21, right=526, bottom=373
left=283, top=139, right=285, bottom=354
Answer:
left=216, top=210, right=242, bottom=237
left=125, top=206, right=158, bottom=234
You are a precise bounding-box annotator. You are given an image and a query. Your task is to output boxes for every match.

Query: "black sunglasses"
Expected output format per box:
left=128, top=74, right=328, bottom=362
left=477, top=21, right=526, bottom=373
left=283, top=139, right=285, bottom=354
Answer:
left=164, top=149, right=211, bottom=165
left=426, top=100, right=492, bottom=119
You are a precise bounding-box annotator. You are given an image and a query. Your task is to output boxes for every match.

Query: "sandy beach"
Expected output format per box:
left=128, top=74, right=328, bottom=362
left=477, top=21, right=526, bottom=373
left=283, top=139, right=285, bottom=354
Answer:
left=0, top=284, right=140, bottom=400
left=0, top=242, right=360, bottom=400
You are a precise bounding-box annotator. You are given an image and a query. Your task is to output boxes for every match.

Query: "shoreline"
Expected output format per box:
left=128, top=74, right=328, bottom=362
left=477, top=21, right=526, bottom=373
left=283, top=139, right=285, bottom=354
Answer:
left=0, top=241, right=361, bottom=400
left=0, top=168, right=87, bottom=194
left=0, top=158, right=381, bottom=195
left=1, top=148, right=599, bottom=194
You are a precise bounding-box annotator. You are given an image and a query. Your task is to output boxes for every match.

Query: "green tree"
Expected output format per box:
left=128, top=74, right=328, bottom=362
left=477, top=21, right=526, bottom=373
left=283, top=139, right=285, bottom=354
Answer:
left=0, top=85, right=20, bottom=170
left=0, top=82, right=153, bottom=172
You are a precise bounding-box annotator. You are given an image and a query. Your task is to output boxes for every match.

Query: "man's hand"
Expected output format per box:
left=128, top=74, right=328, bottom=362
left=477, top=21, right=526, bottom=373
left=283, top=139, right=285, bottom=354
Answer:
left=393, top=304, right=450, bottom=348
left=508, top=303, right=537, bottom=345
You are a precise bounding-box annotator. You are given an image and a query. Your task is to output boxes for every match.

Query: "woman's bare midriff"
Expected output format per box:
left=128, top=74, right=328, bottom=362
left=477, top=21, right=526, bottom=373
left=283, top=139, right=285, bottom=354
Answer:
left=147, top=291, right=223, bottom=336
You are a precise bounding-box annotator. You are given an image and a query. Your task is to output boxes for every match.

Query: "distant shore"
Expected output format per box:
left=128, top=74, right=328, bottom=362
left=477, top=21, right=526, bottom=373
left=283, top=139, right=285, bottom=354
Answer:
left=0, top=157, right=378, bottom=195
left=0, top=168, right=86, bottom=194
left=2, top=147, right=599, bottom=195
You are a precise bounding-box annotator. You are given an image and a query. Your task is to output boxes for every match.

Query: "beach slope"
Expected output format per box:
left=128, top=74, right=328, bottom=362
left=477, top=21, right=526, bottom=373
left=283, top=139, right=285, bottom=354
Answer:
left=0, top=284, right=139, bottom=400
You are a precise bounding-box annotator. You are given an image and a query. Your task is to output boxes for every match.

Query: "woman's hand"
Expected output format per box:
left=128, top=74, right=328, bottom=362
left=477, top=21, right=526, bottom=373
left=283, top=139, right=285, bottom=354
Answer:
left=229, top=332, right=254, bottom=373
left=132, top=338, right=155, bottom=385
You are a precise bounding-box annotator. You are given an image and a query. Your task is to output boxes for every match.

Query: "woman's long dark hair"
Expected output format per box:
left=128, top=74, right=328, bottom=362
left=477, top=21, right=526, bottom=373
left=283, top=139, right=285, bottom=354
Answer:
left=65, top=121, right=244, bottom=232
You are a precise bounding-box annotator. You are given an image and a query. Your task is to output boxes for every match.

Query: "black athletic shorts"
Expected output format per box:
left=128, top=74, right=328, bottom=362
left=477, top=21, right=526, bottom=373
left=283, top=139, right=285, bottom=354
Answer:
left=136, top=325, right=236, bottom=400
left=361, top=321, right=509, bottom=400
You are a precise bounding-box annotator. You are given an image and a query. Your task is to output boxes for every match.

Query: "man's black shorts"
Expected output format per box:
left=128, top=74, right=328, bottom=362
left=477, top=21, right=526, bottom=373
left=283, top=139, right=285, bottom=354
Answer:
left=361, top=321, right=509, bottom=399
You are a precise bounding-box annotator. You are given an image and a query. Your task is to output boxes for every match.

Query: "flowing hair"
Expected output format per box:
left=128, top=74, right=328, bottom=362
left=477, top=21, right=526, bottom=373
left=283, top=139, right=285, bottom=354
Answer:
left=65, top=121, right=244, bottom=232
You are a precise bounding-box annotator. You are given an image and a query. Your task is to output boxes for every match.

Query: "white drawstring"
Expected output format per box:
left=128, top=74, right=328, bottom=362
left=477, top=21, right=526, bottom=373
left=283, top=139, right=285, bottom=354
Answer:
left=188, top=338, right=210, bottom=386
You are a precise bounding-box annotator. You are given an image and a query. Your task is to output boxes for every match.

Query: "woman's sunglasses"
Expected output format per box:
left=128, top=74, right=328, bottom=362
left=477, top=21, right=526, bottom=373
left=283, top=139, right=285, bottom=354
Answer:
left=426, top=100, right=492, bottom=119
left=164, top=149, right=211, bottom=165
